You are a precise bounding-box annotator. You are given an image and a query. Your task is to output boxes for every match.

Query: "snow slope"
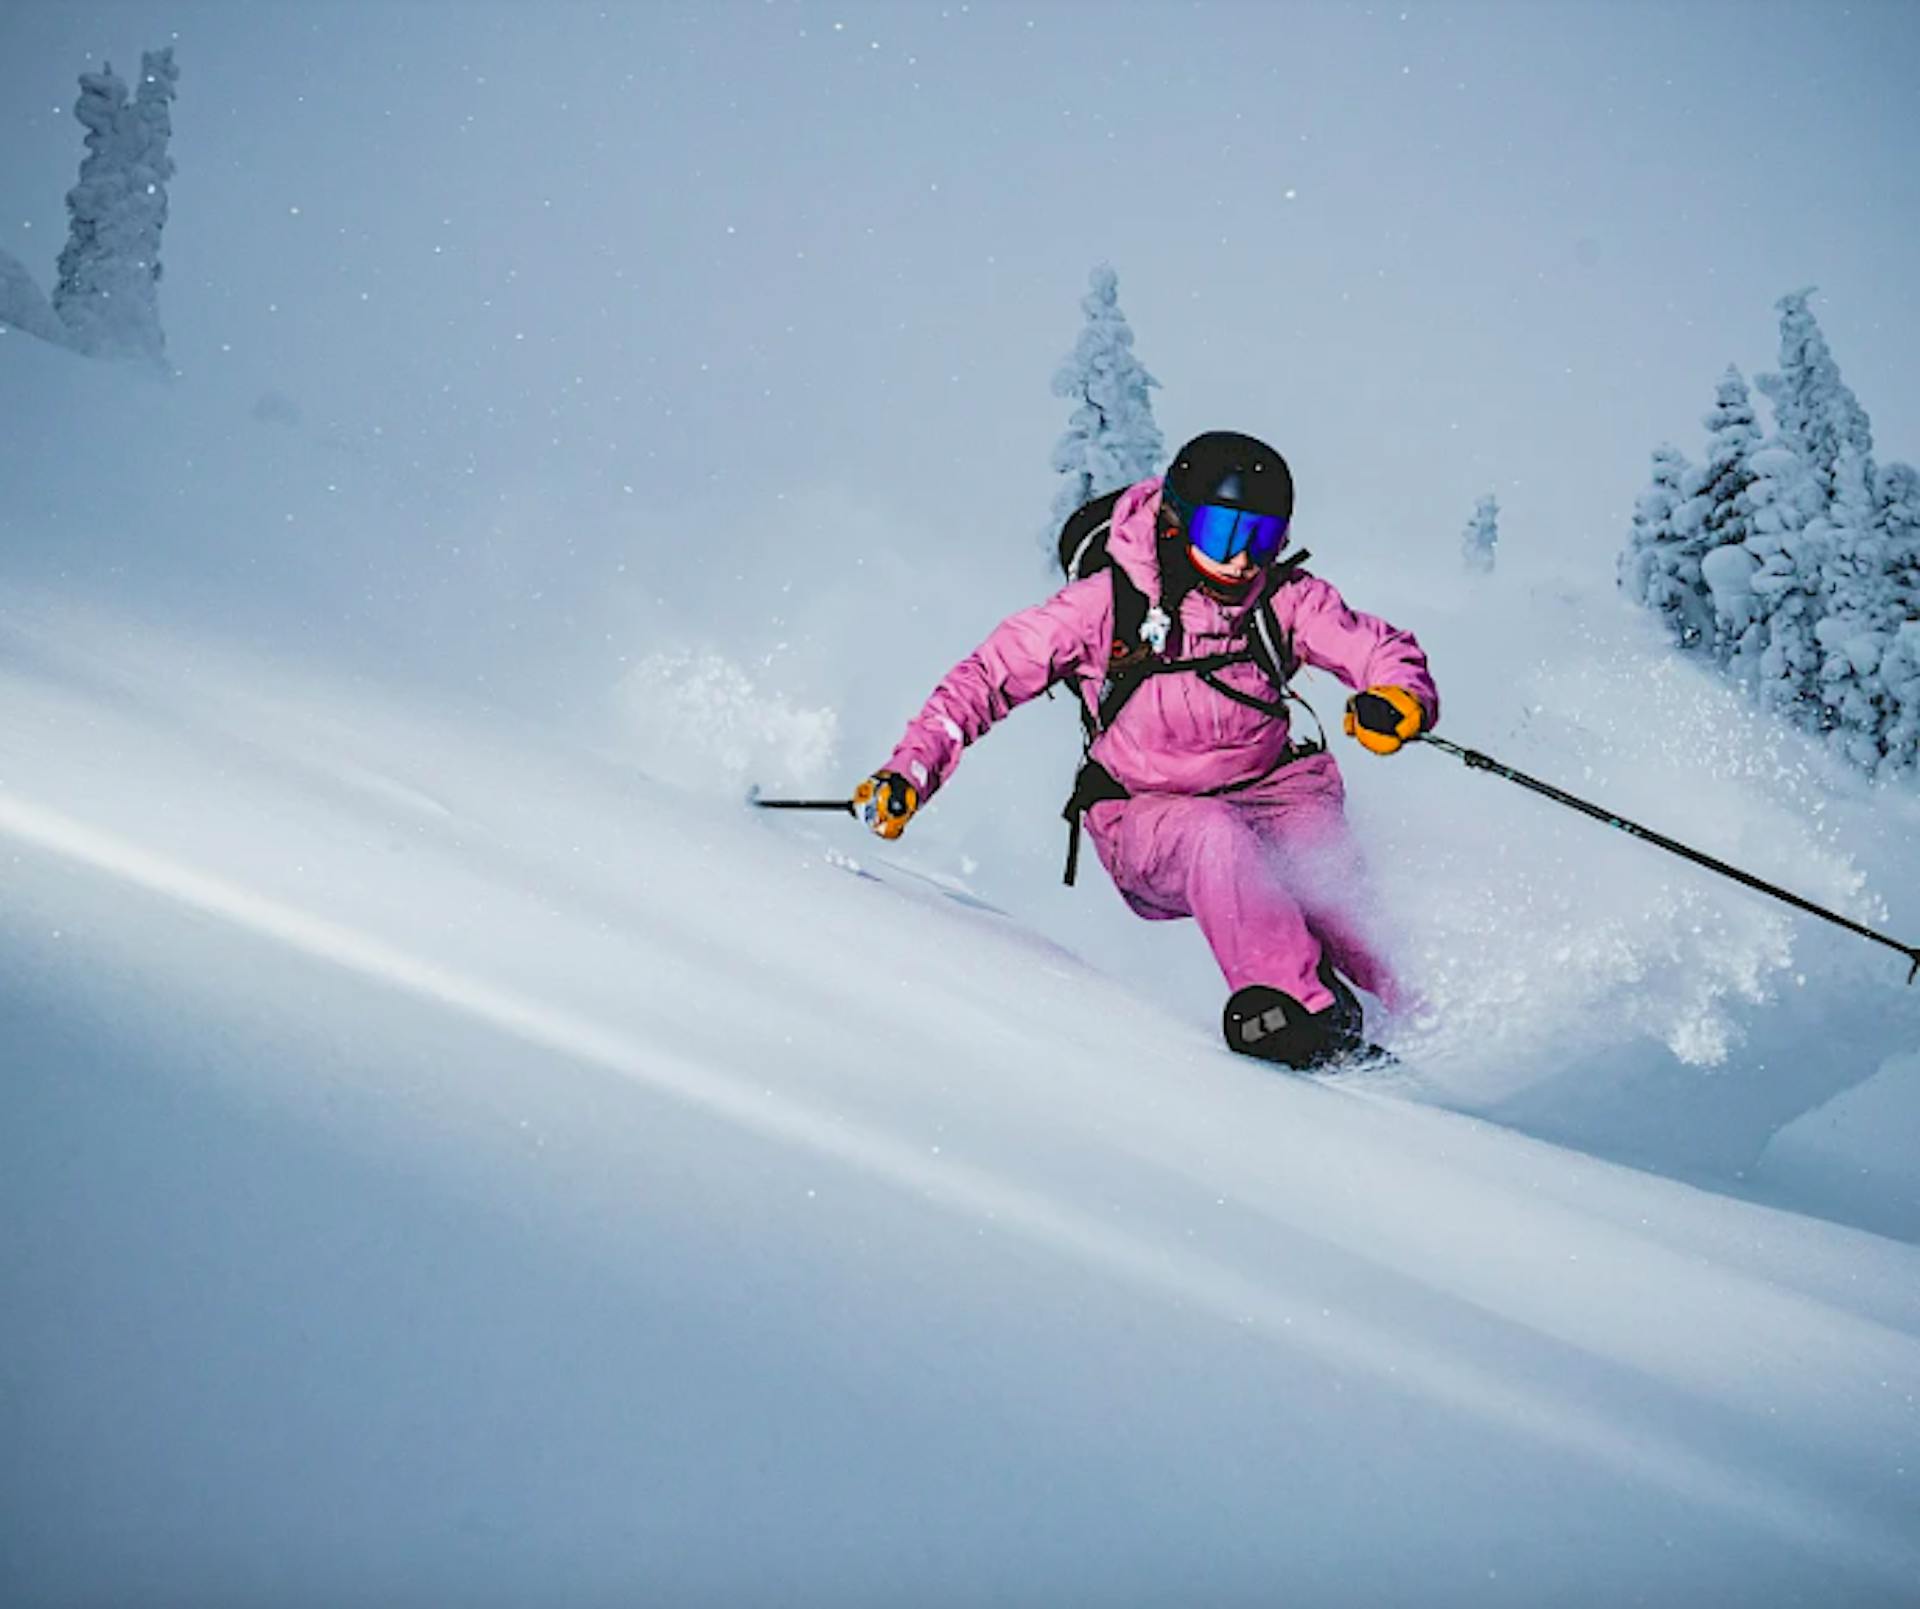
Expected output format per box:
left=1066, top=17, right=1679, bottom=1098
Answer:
left=3, top=599, right=1919, bottom=1608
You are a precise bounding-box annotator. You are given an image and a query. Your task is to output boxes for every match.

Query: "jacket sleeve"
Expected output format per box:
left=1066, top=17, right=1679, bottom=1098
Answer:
left=1282, top=573, right=1440, bottom=728
left=883, top=575, right=1108, bottom=800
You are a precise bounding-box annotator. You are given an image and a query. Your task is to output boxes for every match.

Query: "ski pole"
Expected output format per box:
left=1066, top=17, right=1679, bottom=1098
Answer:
left=747, top=786, right=853, bottom=816
left=1415, top=733, right=1920, bottom=984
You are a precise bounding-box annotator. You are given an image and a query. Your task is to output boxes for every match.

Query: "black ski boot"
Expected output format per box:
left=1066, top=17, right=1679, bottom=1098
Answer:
left=1223, top=962, right=1366, bottom=1072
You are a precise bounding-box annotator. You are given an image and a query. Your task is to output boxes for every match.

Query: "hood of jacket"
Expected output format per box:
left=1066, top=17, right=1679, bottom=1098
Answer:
left=1105, top=476, right=1278, bottom=635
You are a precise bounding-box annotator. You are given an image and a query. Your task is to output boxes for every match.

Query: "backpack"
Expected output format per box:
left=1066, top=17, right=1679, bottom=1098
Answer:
left=1053, top=487, right=1323, bottom=884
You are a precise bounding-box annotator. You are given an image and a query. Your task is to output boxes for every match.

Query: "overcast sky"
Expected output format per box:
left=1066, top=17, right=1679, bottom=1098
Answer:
left=5, top=0, right=1919, bottom=596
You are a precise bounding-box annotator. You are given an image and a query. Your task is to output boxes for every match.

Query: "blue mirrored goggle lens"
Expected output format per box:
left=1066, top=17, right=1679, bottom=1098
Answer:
left=1184, top=503, right=1289, bottom=565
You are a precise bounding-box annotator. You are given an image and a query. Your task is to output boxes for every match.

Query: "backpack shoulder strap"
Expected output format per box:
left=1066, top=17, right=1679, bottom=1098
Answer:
left=1247, top=557, right=1336, bottom=752
left=1107, top=564, right=1150, bottom=659
left=1248, top=550, right=1311, bottom=684
left=1249, top=597, right=1292, bottom=686
left=1090, top=566, right=1156, bottom=731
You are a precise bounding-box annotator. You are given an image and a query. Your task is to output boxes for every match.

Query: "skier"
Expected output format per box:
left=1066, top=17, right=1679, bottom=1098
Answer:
left=854, top=431, right=1438, bottom=1070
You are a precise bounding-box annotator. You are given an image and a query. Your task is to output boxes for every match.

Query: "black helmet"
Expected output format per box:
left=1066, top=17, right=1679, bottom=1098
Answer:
left=1162, top=431, right=1294, bottom=521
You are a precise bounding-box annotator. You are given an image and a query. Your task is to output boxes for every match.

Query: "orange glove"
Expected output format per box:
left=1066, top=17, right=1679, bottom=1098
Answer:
left=854, top=770, right=920, bottom=839
left=1343, top=686, right=1425, bottom=755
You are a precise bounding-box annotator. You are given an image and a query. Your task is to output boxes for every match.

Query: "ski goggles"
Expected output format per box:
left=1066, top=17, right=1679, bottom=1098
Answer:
left=1176, top=500, right=1290, bottom=566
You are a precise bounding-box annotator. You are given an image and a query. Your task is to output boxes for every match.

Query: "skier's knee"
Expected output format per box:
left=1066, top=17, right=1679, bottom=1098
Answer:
left=1180, top=800, right=1267, bottom=880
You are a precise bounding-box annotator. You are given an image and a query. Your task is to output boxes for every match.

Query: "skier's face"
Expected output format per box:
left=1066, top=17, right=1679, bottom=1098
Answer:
left=1186, top=542, right=1259, bottom=589
left=1161, top=500, right=1260, bottom=591
left=1159, top=493, right=1284, bottom=593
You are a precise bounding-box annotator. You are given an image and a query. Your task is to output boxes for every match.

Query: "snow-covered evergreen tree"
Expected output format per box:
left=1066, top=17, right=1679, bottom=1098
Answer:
left=1811, top=446, right=1897, bottom=769
left=1739, top=438, right=1829, bottom=726
left=1619, top=445, right=1713, bottom=650
left=129, top=47, right=179, bottom=348
left=1873, top=464, right=1920, bottom=775
left=1460, top=494, right=1498, bottom=574
left=1754, top=288, right=1873, bottom=504
left=1695, top=367, right=1760, bottom=662
left=52, top=47, right=177, bottom=369
left=1876, top=462, right=1920, bottom=605
left=1880, top=621, right=1920, bottom=779
left=1635, top=296, right=1915, bottom=782
left=1047, top=264, right=1164, bottom=547
left=50, top=60, right=129, bottom=350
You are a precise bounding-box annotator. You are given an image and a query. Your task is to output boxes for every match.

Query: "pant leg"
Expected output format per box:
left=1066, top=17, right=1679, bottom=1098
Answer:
left=1231, top=757, right=1407, bottom=1013
left=1086, top=794, right=1337, bottom=1011
left=1273, top=826, right=1405, bottom=1011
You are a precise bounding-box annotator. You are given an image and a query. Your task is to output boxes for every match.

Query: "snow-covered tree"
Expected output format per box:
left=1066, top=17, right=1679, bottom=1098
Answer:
left=50, top=60, right=129, bottom=349
left=1873, top=464, right=1920, bottom=775
left=1811, top=446, right=1897, bottom=769
left=129, top=48, right=179, bottom=333
left=1619, top=445, right=1713, bottom=650
left=1047, top=263, right=1164, bottom=547
left=1880, top=621, right=1920, bottom=779
left=1876, top=462, right=1920, bottom=604
left=52, top=47, right=178, bottom=369
left=1739, top=438, right=1829, bottom=726
left=1460, top=494, right=1498, bottom=574
left=1635, top=295, right=1917, bottom=782
left=1754, top=288, right=1873, bottom=505
left=1695, top=367, right=1760, bottom=662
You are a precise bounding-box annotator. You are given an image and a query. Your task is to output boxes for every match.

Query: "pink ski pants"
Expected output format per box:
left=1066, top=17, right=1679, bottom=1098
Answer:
left=1084, top=752, right=1400, bottom=1014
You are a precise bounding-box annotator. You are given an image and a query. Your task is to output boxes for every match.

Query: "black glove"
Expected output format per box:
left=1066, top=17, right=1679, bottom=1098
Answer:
left=1343, top=686, right=1425, bottom=755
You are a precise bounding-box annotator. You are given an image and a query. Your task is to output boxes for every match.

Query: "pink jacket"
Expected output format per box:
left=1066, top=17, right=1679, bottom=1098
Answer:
left=886, top=477, right=1438, bottom=800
